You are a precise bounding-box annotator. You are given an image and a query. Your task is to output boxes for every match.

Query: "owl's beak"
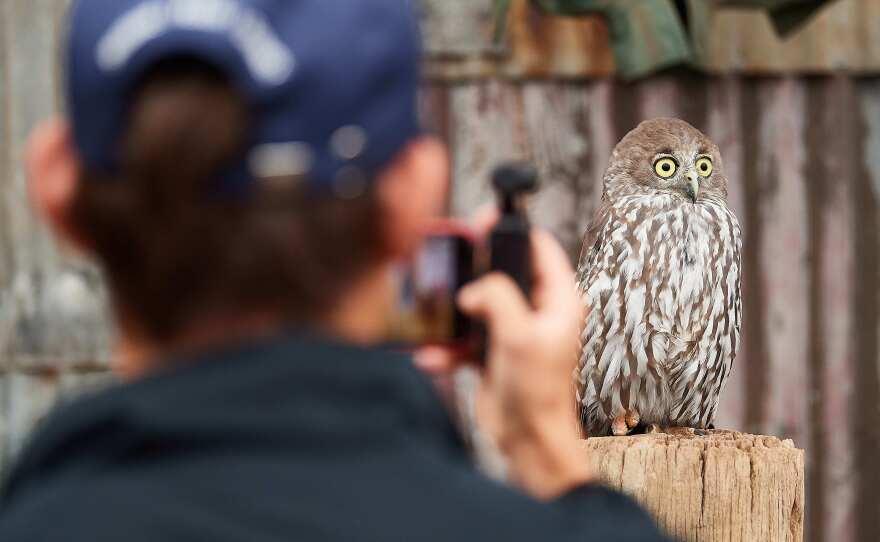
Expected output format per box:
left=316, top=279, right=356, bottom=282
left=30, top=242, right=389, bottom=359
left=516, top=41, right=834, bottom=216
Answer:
left=684, top=171, right=699, bottom=203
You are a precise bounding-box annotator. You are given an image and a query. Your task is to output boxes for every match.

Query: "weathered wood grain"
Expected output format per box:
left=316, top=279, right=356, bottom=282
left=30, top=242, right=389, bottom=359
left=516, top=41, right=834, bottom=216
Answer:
left=856, top=78, right=880, bottom=542
left=804, top=77, right=857, bottom=542
left=0, top=0, right=111, bottom=370
left=755, top=79, right=809, bottom=447
left=706, top=77, right=746, bottom=432
left=636, top=77, right=684, bottom=121
left=737, top=79, right=771, bottom=437
left=448, top=81, right=617, bottom=258
left=449, top=82, right=517, bottom=217
left=520, top=82, right=610, bottom=257
left=585, top=431, right=805, bottom=542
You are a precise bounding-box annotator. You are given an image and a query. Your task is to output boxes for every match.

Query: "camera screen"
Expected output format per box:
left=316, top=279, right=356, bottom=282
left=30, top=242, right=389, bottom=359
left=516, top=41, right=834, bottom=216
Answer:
left=388, top=235, right=473, bottom=345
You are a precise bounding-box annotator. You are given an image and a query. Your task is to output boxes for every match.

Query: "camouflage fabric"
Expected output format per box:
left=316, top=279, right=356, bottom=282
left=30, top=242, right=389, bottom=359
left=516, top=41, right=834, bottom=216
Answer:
left=494, top=0, right=837, bottom=79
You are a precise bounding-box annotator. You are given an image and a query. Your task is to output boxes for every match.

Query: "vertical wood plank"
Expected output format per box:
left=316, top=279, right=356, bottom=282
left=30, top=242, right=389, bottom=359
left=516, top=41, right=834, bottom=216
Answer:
left=821, top=79, right=857, bottom=542
left=521, top=81, right=609, bottom=258
left=2, top=0, right=111, bottom=370
left=739, top=78, right=772, bottom=436
left=420, top=83, right=453, bottom=213
left=756, top=78, right=809, bottom=447
left=851, top=79, right=880, bottom=542
left=448, top=81, right=615, bottom=260
left=804, top=77, right=857, bottom=542
left=449, top=82, right=526, bottom=219
left=612, top=80, right=640, bottom=140
left=707, top=77, right=746, bottom=431
left=637, top=77, right=683, bottom=121
left=53, top=0, right=72, bottom=115
left=0, top=0, right=14, bottom=362
left=420, top=84, right=452, bottom=145
left=4, top=0, right=58, bottom=273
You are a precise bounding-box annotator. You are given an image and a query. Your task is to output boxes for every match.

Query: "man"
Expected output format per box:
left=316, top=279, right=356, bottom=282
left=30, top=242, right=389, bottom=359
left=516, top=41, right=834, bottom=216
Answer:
left=0, top=1, right=670, bottom=540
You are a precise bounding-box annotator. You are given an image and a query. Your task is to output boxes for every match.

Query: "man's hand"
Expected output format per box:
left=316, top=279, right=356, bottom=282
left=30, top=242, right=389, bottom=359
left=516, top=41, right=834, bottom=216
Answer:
left=456, top=230, right=590, bottom=499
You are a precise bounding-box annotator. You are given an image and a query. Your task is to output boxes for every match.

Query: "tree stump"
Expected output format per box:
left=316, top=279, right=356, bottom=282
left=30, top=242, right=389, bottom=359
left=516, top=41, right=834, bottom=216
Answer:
left=583, top=430, right=804, bottom=542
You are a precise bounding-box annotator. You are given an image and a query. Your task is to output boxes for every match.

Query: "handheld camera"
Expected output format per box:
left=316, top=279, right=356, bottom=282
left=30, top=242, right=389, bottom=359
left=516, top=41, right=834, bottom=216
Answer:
left=388, top=163, right=538, bottom=353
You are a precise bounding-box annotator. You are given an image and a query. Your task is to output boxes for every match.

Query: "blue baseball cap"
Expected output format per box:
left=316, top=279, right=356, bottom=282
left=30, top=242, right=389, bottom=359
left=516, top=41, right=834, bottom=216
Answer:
left=66, top=0, right=423, bottom=196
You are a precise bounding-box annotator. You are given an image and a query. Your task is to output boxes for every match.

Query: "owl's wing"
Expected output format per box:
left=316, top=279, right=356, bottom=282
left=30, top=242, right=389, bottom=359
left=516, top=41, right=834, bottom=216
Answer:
left=575, top=199, right=613, bottom=289
left=575, top=200, right=624, bottom=434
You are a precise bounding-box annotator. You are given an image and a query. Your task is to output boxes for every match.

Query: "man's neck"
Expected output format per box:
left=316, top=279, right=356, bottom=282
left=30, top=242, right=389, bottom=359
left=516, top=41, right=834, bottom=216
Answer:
left=114, top=266, right=395, bottom=380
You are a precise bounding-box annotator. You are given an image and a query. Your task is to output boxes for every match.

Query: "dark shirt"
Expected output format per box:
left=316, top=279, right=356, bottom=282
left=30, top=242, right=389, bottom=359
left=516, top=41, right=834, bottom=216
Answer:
left=0, top=334, right=670, bottom=541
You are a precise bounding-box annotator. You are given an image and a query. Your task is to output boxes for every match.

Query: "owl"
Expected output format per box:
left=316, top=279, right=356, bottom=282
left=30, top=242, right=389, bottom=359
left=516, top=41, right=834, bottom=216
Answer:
left=576, top=118, right=742, bottom=437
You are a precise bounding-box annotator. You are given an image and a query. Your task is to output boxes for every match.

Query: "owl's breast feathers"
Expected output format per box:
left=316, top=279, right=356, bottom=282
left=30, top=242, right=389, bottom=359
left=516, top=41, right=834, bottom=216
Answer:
left=576, top=194, right=742, bottom=433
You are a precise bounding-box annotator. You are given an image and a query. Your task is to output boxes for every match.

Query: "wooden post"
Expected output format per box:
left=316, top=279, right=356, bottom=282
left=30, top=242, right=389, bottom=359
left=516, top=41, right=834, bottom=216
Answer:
left=584, top=431, right=804, bottom=542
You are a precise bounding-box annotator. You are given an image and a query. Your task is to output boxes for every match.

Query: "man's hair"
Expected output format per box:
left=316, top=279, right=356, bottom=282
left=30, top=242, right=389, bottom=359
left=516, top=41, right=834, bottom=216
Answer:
left=70, top=58, right=383, bottom=341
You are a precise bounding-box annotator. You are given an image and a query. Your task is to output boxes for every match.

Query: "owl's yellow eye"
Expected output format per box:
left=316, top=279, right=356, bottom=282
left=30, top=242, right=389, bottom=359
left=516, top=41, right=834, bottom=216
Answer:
left=696, top=157, right=713, bottom=177
left=654, top=157, right=677, bottom=179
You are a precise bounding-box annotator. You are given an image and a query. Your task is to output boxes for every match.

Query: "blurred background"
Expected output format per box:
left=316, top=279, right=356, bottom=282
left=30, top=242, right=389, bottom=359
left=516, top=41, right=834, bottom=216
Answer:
left=0, top=1, right=878, bottom=541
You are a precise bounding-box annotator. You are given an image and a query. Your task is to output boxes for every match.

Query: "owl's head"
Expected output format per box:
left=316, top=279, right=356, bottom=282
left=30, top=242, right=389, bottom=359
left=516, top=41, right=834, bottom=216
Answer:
left=603, top=118, right=728, bottom=204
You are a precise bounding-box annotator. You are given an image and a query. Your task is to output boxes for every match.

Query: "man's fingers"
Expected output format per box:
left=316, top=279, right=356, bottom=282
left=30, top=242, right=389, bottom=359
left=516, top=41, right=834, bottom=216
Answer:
left=413, top=346, right=460, bottom=377
left=459, top=231, right=578, bottom=322
left=530, top=230, right=578, bottom=312
left=469, top=204, right=500, bottom=240
left=458, top=273, right=530, bottom=335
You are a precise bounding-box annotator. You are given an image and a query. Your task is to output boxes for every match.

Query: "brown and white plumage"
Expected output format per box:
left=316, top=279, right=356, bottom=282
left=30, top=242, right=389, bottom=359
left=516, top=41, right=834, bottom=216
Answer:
left=576, top=118, right=742, bottom=436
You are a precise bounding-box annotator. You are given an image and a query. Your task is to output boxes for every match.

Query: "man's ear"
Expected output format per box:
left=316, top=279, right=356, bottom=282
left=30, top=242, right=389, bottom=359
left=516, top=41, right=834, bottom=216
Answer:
left=375, top=136, right=449, bottom=259
left=26, top=118, right=91, bottom=255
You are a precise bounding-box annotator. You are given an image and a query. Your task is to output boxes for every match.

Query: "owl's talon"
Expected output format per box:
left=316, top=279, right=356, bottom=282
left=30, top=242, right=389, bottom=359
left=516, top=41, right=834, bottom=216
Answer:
left=610, top=415, right=629, bottom=436
left=645, top=423, right=662, bottom=434
left=693, top=428, right=708, bottom=437
left=610, top=411, right=643, bottom=436
left=624, top=409, right=641, bottom=429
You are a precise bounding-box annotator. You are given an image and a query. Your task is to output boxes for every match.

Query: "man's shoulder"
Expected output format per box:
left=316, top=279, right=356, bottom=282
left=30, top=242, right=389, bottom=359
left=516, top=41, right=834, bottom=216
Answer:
left=0, top=472, right=548, bottom=542
left=0, top=453, right=667, bottom=542
left=0, top=473, right=161, bottom=542
left=386, top=447, right=568, bottom=535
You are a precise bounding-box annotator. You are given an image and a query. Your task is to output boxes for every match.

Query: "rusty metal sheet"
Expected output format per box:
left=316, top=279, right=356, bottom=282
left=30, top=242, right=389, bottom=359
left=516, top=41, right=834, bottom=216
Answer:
left=423, top=0, right=880, bottom=79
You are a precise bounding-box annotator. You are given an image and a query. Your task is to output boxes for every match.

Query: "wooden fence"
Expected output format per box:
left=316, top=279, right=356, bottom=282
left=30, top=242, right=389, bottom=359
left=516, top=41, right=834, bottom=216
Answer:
left=1, top=1, right=879, bottom=541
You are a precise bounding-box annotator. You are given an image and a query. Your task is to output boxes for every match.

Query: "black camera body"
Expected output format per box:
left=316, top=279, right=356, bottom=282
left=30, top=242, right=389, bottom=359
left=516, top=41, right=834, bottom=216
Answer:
left=388, top=163, right=538, bottom=352
left=488, top=163, right=538, bottom=300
